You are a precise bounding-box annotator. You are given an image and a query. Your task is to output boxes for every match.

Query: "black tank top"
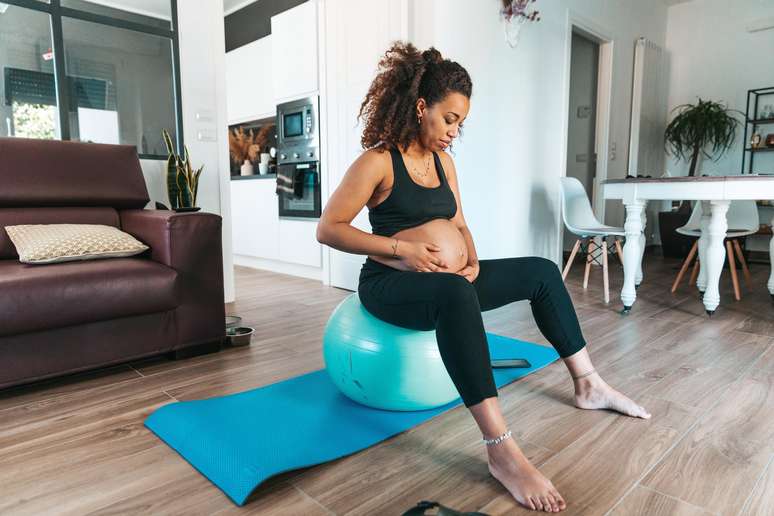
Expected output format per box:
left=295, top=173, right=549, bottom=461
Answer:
left=368, top=148, right=457, bottom=237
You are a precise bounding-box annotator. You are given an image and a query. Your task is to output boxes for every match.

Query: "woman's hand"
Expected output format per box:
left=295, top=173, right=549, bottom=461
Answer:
left=397, top=240, right=448, bottom=272
left=456, top=260, right=480, bottom=283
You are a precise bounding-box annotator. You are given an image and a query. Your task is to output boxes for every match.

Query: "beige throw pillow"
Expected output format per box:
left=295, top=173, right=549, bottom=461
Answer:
left=5, top=224, right=149, bottom=264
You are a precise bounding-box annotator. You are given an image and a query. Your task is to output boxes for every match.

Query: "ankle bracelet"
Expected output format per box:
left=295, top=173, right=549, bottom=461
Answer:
left=482, top=429, right=512, bottom=446
left=572, top=368, right=596, bottom=380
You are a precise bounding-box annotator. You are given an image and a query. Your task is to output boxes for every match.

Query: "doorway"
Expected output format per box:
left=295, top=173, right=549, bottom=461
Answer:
left=560, top=15, right=614, bottom=260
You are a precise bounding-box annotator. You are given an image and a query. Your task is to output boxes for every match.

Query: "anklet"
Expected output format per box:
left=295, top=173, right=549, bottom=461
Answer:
left=482, top=429, right=512, bottom=446
left=572, top=368, right=596, bottom=380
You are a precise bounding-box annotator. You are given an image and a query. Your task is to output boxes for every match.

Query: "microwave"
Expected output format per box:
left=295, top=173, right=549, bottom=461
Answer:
left=276, top=95, right=319, bottom=149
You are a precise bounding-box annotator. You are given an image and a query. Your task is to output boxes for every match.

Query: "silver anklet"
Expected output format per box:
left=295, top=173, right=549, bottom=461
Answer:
left=572, top=368, right=596, bottom=380
left=482, top=429, right=512, bottom=446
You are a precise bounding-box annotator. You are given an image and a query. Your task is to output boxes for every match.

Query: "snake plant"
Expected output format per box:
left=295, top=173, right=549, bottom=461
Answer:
left=162, top=129, right=203, bottom=209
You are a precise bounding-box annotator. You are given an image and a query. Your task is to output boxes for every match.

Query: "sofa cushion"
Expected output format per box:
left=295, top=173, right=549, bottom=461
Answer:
left=0, top=207, right=121, bottom=259
left=0, top=258, right=179, bottom=337
left=6, top=224, right=148, bottom=264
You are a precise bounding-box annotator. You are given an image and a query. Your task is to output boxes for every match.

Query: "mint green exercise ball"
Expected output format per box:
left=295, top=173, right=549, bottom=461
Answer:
left=323, top=293, right=459, bottom=411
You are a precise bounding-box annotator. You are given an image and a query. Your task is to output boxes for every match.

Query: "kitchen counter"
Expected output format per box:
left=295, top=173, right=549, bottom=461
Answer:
left=231, top=173, right=277, bottom=181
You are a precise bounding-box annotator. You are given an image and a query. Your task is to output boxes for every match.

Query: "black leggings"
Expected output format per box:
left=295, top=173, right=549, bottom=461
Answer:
left=357, top=256, right=587, bottom=408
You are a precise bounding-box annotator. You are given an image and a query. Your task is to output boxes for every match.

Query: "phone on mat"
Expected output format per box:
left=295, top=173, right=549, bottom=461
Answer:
left=491, top=358, right=531, bottom=369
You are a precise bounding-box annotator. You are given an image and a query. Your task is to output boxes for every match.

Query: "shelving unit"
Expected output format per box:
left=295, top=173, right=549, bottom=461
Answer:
left=741, top=86, right=774, bottom=174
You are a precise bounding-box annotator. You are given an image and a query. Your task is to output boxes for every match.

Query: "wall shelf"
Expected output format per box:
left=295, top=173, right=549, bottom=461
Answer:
left=742, top=86, right=774, bottom=174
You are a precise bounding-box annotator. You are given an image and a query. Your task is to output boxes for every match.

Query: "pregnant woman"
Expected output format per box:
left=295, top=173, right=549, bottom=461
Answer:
left=316, top=42, right=650, bottom=513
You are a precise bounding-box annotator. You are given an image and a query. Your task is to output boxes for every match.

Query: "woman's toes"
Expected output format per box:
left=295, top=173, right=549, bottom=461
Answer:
left=529, top=496, right=539, bottom=511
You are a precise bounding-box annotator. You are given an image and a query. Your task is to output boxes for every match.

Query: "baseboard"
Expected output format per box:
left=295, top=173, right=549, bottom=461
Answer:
left=233, top=254, right=322, bottom=281
left=166, top=339, right=223, bottom=361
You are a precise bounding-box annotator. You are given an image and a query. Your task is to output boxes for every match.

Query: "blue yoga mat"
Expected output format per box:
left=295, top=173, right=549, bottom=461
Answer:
left=144, top=333, right=559, bottom=506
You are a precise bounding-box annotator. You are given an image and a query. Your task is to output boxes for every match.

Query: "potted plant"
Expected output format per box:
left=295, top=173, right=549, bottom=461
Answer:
left=162, top=129, right=203, bottom=212
left=658, top=98, right=743, bottom=257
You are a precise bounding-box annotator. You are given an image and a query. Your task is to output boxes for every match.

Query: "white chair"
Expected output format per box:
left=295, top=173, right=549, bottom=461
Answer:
left=671, top=200, right=758, bottom=300
left=560, top=177, right=626, bottom=304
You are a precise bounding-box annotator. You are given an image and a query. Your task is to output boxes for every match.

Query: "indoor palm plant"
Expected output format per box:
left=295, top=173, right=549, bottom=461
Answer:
left=162, top=128, right=203, bottom=211
left=659, top=98, right=743, bottom=256
left=664, top=98, right=742, bottom=181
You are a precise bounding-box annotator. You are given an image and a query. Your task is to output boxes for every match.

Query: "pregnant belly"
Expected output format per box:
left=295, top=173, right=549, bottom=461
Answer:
left=370, top=218, right=469, bottom=273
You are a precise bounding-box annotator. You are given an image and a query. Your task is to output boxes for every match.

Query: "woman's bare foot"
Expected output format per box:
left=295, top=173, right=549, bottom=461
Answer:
left=573, top=373, right=651, bottom=419
left=486, top=438, right=566, bottom=512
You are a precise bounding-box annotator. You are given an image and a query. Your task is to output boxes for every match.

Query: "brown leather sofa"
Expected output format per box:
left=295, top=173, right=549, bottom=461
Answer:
left=0, top=137, right=226, bottom=390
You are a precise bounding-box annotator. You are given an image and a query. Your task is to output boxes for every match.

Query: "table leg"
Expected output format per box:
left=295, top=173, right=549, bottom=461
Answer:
left=621, top=200, right=646, bottom=312
left=702, top=200, right=730, bottom=315
left=768, top=214, right=774, bottom=299
left=696, top=201, right=710, bottom=293
left=635, top=208, right=646, bottom=286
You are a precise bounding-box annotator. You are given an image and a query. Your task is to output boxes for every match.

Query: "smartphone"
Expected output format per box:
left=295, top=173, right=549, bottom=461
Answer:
left=491, top=358, right=531, bottom=369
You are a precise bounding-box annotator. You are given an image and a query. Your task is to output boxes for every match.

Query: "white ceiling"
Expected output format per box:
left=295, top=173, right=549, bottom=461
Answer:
left=662, top=0, right=694, bottom=5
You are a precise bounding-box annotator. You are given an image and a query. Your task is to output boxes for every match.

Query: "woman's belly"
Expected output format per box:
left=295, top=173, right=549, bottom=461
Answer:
left=370, top=218, right=468, bottom=273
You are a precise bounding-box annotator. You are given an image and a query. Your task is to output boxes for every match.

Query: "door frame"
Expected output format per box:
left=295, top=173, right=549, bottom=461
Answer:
left=557, top=9, right=614, bottom=261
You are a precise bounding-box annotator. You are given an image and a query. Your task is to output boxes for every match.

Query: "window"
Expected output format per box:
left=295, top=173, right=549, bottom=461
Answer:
left=0, top=6, right=58, bottom=139
left=0, top=0, right=182, bottom=159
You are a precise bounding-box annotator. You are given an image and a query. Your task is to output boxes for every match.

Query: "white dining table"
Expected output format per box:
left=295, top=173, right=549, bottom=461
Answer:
left=602, top=176, right=774, bottom=314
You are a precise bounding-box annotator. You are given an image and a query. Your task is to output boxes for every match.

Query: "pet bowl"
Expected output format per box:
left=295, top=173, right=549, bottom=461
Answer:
left=226, top=326, right=254, bottom=347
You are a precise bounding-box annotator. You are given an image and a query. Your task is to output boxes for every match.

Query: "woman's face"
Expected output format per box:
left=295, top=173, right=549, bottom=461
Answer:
left=417, top=92, right=470, bottom=152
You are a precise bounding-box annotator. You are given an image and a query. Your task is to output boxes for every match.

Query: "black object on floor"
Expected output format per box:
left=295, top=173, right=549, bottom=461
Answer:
left=401, top=500, right=490, bottom=516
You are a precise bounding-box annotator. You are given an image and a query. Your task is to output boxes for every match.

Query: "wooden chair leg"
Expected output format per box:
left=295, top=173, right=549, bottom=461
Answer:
left=614, top=239, right=624, bottom=265
left=602, top=237, right=610, bottom=304
left=562, top=239, right=581, bottom=281
left=732, top=239, right=752, bottom=288
left=583, top=239, right=595, bottom=289
left=726, top=240, right=741, bottom=301
left=689, top=256, right=700, bottom=285
left=671, top=240, right=698, bottom=293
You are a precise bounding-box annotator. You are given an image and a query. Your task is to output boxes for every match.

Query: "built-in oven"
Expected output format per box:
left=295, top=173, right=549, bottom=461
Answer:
left=276, top=96, right=321, bottom=218
left=276, top=160, right=321, bottom=218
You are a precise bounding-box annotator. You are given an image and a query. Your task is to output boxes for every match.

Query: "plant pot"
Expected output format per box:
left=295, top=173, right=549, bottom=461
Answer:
left=658, top=210, right=693, bottom=258
left=240, top=159, right=254, bottom=176
left=173, top=206, right=201, bottom=213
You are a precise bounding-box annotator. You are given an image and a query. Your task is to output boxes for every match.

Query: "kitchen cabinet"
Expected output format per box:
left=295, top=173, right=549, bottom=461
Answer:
left=226, top=36, right=275, bottom=123
left=230, top=179, right=279, bottom=260
left=279, top=218, right=321, bottom=267
left=231, top=179, right=322, bottom=268
left=270, top=1, right=318, bottom=102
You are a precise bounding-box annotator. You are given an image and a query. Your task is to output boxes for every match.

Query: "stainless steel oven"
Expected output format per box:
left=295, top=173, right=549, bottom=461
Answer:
left=276, top=160, right=321, bottom=218
left=275, top=96, right=321, bottom=218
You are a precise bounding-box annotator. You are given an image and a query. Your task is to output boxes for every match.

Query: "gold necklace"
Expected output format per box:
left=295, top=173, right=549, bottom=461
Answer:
left=407, top=152, right=431, bottom=181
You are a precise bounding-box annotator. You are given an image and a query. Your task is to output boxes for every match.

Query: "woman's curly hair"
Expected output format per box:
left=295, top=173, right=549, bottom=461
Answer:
left=357, top=41, right=472, bottom=152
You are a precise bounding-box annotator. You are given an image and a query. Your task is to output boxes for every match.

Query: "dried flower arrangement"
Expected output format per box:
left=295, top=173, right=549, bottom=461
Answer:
left=228, top=124, right=274, bottom=165
left=500, top=0, right=540, bottom=48
left=500, top=0, right=540, bottom=22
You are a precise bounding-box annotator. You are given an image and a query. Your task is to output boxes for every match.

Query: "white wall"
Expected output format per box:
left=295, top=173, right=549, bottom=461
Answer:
left=322, top=0, right=668, bottom=288
left=140, top=0, right=235, bottom=303
left=665, top=0, right=774, bottom=177
left=409, top=0, right=667, bottom=263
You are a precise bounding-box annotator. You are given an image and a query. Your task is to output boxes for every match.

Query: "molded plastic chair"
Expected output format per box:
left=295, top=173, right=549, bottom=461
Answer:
left=671, top=200, right=759, bottom=300
left=560, top=177, right=625, bottom=304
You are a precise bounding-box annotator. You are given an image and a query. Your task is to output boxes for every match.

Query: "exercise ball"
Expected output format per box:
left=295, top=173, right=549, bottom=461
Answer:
left=323, top=293, right=459, bottom=411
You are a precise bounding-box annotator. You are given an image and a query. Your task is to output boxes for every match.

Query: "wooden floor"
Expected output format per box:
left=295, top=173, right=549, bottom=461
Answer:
left=1, top=252, right=773, bottom=515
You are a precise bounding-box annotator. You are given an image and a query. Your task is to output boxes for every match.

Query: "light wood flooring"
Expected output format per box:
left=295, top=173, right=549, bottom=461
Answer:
left=1, top=252, right=773, bottom=515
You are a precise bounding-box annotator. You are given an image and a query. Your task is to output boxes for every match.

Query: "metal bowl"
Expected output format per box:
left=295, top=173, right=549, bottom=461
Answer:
left=225, top=315, right=242, bottom=330
left=226, top=326, right=254, bottom=347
